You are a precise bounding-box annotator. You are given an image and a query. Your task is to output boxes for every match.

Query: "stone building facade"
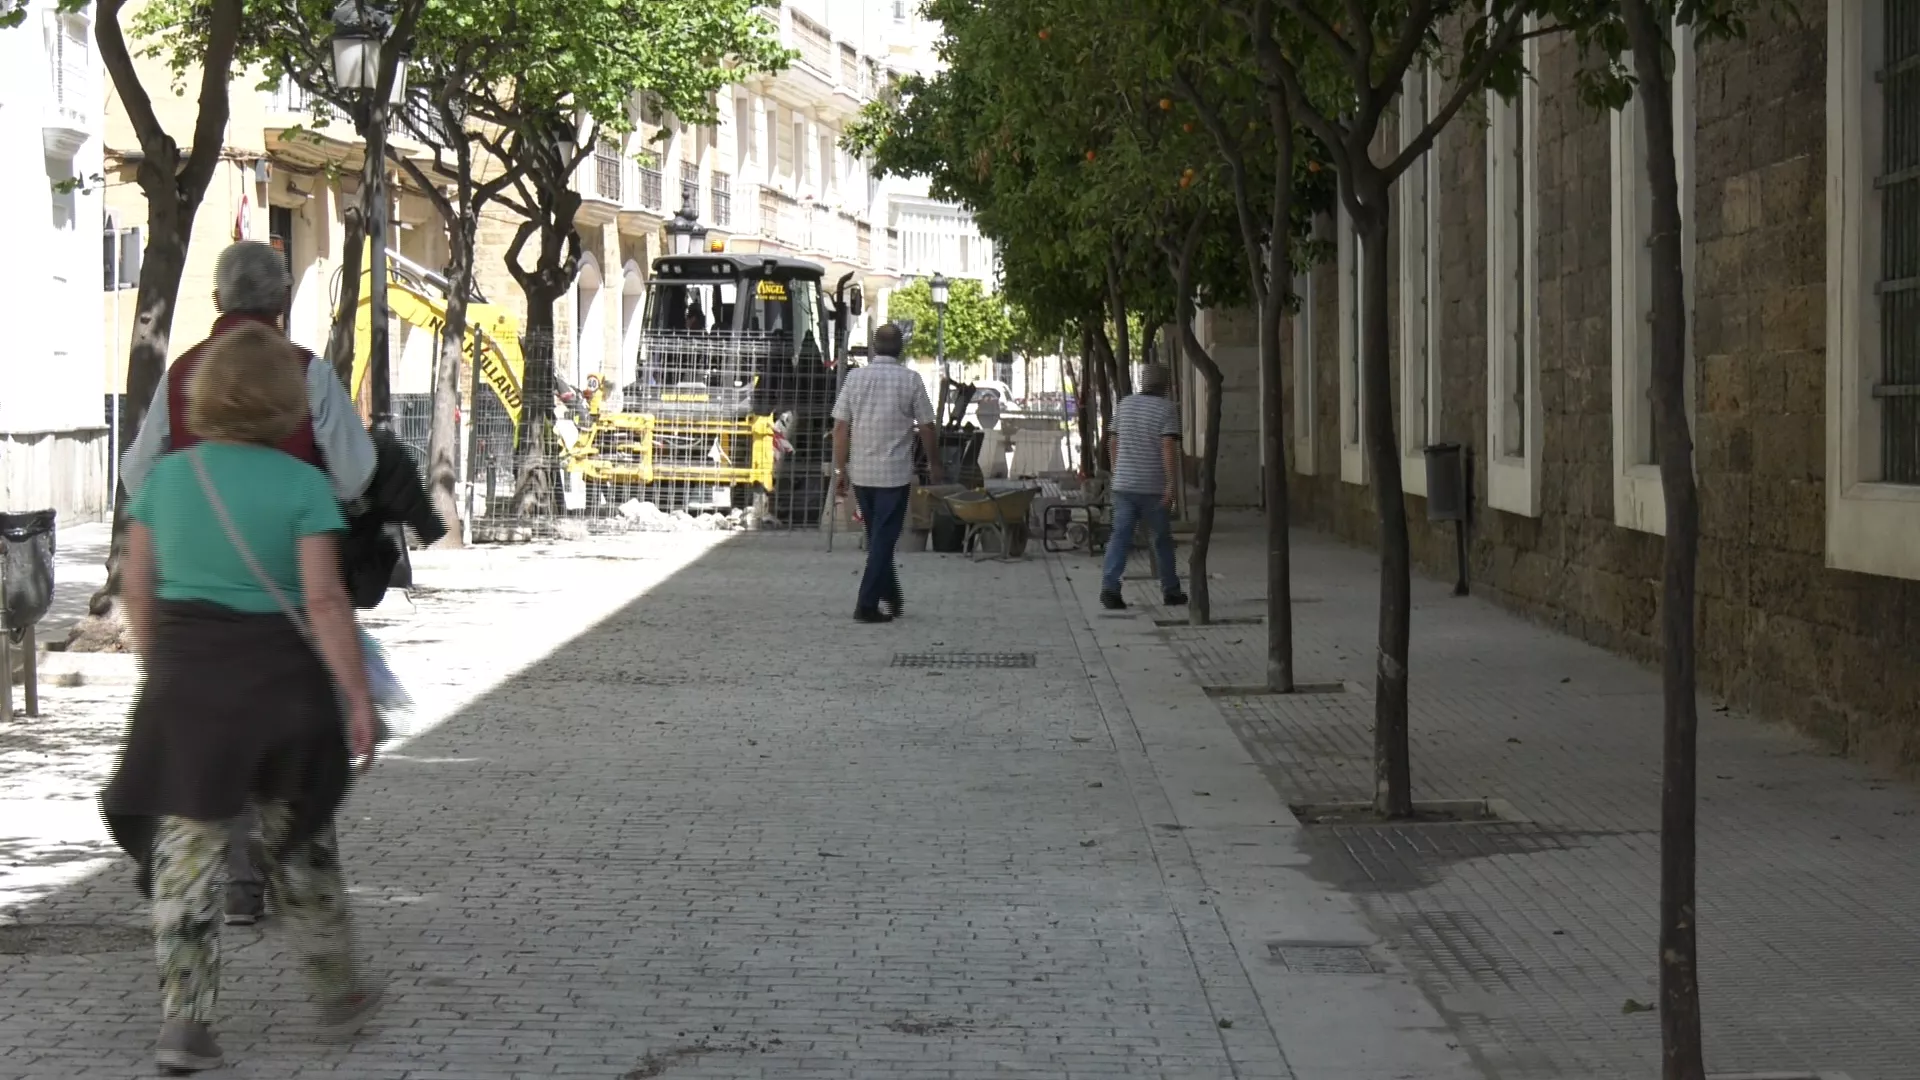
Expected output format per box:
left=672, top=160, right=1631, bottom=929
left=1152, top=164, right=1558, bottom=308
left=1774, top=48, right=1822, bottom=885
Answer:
left=1249, top=1, right=1920, bottom=767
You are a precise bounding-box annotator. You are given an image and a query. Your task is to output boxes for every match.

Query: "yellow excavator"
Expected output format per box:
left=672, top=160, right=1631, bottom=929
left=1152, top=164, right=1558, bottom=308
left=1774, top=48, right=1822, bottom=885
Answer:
left=344, top=254, right=528, bottom=433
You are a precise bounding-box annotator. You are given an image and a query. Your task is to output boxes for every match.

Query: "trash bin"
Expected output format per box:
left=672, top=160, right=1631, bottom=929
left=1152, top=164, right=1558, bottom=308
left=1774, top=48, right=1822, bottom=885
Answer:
left=1423, top=443, right=1467, bottom=522
left=2, top=509, right=55, bottom=720
left=0, top=510, right=56, bottom=635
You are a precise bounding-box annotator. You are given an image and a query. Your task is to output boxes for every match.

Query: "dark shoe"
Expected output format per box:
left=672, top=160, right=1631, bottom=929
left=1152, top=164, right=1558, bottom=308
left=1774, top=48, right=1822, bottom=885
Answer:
left=1163, top=591, right=1189, bottom=606
left=223, top=882, right=264, bottom=927
left=155, top=1020, right=224, bottom=1073
left=853, top=607, right=894, bottom=624
left=319, top=983, right=386, bottom=1039
left=881, top=591, right=905, bottom=619
left=1099, top=591, right=1128, bottom=611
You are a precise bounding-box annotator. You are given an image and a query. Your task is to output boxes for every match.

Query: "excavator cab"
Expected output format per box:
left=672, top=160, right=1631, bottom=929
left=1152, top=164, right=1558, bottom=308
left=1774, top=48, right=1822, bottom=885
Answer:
left=566, top=254, right=845, bottom=522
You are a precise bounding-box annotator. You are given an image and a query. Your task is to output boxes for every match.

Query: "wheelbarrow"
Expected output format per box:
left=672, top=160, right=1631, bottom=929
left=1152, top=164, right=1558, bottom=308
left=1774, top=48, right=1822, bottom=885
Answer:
left=940, top=486, right=1039, bottom=562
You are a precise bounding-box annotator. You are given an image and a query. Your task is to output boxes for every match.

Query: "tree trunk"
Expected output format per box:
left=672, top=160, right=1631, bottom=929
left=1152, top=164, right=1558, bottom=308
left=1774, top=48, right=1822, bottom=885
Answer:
left=328, top=204, right=366, bottom=389
left=1350, top=170, right=1413, bottom=820
left=1261, top=117, right=1298, bottom=694
left=90, top=174, right=193, bottom=617
left=1092, top=323, right=1118, bottom=439
left=1075, top=326, right=1098, bottom=476
left=513, top=297, right=561, bottom=515
left=1181, top=318, right=1223, bottom=627
left=1104, top=256, right=1135, bottom=397
left=427, top=220, right=475, bottom=546
left=1262, top=278, right=1295, bottom=691
left=1621, top=1, right=1705, bottom=1075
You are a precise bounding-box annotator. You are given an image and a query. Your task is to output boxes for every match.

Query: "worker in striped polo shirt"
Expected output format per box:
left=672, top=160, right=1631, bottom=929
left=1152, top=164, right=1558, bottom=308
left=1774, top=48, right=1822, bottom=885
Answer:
left=1100, top=364, right=1188, bottom=611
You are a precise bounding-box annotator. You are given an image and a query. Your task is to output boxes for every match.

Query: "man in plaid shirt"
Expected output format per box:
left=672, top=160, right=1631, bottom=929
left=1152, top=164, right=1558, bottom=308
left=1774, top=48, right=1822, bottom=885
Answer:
left=831, top=323, right=944, bottom=623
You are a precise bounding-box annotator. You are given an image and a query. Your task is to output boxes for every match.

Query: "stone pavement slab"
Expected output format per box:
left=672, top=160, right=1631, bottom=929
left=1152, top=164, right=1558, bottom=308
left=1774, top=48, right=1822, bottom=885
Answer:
left=1109, top=512, right=1914, bottom=1080
left=0, top=528, right=1458, bottom=1080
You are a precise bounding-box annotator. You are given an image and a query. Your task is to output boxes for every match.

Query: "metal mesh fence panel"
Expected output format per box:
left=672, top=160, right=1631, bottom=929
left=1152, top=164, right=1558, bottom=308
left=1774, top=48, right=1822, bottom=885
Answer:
left=445, top=261, right=1082, bottom=545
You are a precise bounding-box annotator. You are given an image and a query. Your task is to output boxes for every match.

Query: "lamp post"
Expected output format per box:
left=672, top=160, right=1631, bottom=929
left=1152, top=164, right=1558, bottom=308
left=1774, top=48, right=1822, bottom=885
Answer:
left=666, top=202, right=707, bottom=257
left=929, top=271, right=949, bottom=381
left=331, top=0, right=408, bottom=432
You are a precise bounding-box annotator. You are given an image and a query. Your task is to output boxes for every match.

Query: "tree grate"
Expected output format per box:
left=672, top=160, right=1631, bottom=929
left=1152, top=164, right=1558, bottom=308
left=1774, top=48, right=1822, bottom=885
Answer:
left=891, top=651, right=1036, bottom=669
left=1266, top=942, right=1379, bottom=974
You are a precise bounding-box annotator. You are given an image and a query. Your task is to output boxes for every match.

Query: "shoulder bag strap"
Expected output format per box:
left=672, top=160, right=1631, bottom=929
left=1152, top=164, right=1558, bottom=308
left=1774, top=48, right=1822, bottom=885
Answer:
left=186, top=446, right=316, bottom=645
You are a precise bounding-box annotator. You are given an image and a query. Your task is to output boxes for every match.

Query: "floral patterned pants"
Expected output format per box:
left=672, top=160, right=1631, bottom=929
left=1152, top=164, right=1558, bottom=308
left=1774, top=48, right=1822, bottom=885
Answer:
left=151, top=802, right=361, bottom=1022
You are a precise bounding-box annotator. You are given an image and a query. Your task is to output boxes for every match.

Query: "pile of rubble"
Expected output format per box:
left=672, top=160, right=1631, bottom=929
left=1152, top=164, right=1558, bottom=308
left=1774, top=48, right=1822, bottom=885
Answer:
left=611, top=501, right=760, bottom=533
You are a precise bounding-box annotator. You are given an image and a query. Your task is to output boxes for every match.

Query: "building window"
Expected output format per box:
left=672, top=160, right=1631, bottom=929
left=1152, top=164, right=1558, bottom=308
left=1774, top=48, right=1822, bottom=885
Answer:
left=1290, top=270, right=1316, bottom=476
left=711, top=171, right=732, bottom=227
left=775, top=109, right=795, bottom=178
left=1485, top=30, right=1541, bottom=517
left=1336, top=204, right=1366, bottom=485
left=1827, top=0, right=1920, bottom=578
left=893, top=0, right=909, bottom=22
left=1399, top=65, right=1439, bottom=496
left=1610, top=25, right=1697, bottom=535
left=679, top=161, right=700, bottom=215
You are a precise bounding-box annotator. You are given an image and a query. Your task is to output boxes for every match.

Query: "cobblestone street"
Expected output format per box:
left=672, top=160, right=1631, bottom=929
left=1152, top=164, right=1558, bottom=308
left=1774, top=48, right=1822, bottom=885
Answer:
left=6, top=517, right=1915, bottom=1079
left=0, top=529, right=1461, bottom=1080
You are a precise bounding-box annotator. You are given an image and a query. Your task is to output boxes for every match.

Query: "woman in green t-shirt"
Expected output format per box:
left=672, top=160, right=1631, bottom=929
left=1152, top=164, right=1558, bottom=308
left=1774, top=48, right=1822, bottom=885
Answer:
left=102, top=322, right=382, bottom=1073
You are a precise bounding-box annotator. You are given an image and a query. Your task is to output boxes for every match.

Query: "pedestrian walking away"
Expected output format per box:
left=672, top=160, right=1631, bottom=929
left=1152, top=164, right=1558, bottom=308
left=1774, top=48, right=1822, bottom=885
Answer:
left=1100, top=364, right=1187, bottom=610
left=101, top=322, right=385, bottom=1074
left=120, top=241, right=376, bottom=929
left=831, top=322, right=943, bottom=623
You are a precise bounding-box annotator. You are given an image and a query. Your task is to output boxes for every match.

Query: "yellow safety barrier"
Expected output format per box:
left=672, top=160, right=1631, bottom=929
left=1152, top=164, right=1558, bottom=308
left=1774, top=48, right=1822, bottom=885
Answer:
left=564, top=413, right=777, bottom=491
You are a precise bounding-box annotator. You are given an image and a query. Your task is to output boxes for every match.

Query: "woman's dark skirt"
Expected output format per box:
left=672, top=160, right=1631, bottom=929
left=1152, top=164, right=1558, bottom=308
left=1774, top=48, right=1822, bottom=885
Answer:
left=101, top=599, right=352, bottom=897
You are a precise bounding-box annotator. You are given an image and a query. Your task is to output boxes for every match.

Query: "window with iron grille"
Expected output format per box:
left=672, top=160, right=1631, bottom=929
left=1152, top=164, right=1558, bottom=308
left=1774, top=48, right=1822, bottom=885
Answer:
left=1877, top=1, right=1920, bottom=481
left=679, top=161, right=700, bottom=215
left=1484, top=27, right=1541, bottom=518
left=638, top=164, right=663, bottom=211
left=1336, top=203, right=1365, bottom=486
left=1398, top=64, right=1440, bottom=496
left=593, top=139, right=624, bottom=203
left=1609, top=23, right=1697, bottom=535
left=710, top=171, right=732, bottom=227
left=1822, top=0, right=1920, bottom=578
left=1291, top=270, right=1316, bottom=476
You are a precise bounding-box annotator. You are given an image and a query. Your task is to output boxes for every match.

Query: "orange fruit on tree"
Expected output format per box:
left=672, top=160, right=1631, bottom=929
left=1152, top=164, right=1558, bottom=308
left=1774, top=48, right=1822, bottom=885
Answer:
left=1159, top=98, right=1173, bottom=111
left=1038, top=28, right=1050, bottom=40
left=1085, top=149, right=1096, bottom=162
left=1182, top=122, right=1194, bottom=133
left=1307, top=160, right=1322, bottom=172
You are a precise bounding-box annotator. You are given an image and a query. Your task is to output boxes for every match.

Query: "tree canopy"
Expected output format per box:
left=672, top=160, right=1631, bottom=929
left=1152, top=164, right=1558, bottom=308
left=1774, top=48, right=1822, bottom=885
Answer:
left=884, top=277, right=1011, bottom=367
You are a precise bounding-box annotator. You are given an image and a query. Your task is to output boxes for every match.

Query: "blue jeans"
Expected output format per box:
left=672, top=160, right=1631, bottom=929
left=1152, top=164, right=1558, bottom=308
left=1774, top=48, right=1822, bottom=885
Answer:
left=855, top=484, right=909, bottom=612
left=1102, top=490, right=1182, bottom=596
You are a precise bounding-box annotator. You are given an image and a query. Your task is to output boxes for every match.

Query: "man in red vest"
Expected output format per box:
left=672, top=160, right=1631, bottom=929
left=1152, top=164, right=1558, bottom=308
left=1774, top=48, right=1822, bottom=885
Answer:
left=121, top=241, right=375, bottom=926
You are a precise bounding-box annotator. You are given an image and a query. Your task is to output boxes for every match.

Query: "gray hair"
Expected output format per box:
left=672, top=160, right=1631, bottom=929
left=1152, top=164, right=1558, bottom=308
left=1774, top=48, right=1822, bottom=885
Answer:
left=1140, top=364, right=1172, bottom=396
left=872, top=322, right=904, bottom=358
left=213, top=241, right=292, bottom=316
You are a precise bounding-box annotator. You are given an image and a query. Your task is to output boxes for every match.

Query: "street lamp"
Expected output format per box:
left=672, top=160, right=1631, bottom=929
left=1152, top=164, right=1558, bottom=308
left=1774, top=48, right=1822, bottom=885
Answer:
left=330, top=0, right=409, bottom=431
left=929, top=271, right=950, bottom=381
left=666, top=202, right=707, bottom=257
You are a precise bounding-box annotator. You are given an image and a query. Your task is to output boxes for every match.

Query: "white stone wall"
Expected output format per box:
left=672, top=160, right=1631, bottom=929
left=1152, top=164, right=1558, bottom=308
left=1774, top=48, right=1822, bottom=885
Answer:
left=0, top=0, right=108, bottom=521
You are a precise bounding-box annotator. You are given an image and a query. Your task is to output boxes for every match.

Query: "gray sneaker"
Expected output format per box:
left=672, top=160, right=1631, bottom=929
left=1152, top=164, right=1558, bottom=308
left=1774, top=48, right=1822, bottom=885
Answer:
left=154, top=1020, right=224, bottom=1073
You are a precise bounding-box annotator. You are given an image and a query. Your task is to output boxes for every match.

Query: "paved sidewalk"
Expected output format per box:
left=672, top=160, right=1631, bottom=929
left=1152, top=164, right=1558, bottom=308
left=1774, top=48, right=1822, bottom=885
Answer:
left=0, top=528, right=1468, bottom=1079
left=1109, top=512, right=1919, bottom=1080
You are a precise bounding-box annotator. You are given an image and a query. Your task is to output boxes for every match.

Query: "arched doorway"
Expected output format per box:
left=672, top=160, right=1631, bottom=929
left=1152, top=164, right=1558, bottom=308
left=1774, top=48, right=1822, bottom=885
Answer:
left=574, top=254, right=604, bottom=389
left=619, top=259, right=647, bottom=394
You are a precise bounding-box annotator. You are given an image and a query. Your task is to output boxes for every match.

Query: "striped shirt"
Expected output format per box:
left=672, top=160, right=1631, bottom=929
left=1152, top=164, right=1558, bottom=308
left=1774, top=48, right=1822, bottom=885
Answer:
left=831, top=355, right=936, bottom=489
left=1110, top=393, right=1181, bottom=495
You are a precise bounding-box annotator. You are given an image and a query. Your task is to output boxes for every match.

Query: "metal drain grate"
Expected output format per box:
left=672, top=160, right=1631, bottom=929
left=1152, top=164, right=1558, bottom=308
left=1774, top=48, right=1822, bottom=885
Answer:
left=891, top=652, right=1036, bottom=669
left=1266, top=942, right=1378, bottom=974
